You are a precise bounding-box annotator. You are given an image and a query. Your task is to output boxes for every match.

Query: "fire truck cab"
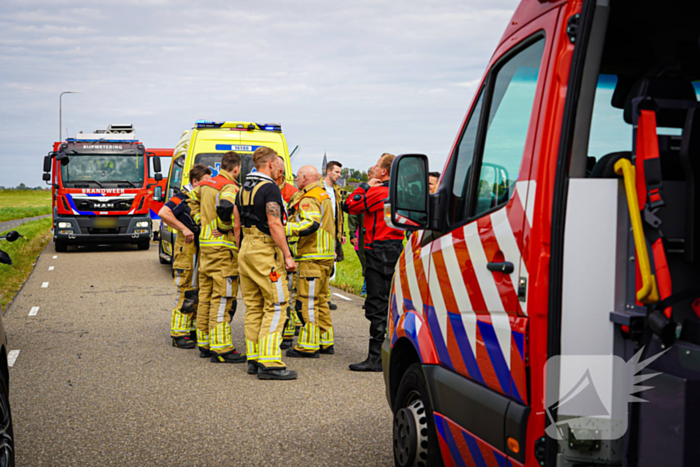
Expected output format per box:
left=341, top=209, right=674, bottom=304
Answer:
left=43, top=124, right=162, bottom=252
left=384, top=1, right=700, bottom=466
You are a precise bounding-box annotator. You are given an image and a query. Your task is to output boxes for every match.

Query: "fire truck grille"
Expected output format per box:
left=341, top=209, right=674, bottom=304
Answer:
left=75, top=199, right=134, bottom=212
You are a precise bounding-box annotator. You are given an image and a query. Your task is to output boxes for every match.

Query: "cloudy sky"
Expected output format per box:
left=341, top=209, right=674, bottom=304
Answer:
left=0, top=0, right=519, bottom=187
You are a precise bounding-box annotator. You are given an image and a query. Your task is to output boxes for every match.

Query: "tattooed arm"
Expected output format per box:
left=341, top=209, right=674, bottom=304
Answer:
left=266, top=201, right=296, bottom=271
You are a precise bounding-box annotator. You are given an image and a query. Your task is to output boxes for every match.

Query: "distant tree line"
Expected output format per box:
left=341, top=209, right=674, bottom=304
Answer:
left=0, top=183, right=48, bottom=191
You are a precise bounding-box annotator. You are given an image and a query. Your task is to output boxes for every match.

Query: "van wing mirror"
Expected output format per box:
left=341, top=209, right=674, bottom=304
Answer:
left=386, top=154, right=430, bottom=231
left=153, top=186, right=163, bottom=202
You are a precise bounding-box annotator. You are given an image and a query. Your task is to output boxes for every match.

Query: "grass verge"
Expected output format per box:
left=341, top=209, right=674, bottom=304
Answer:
left=331, top=239, right=364, bottom=296
left=0, top=206, right=51, bottom=223
left=0, top=217, right=52, bottom=311
left=0, top=190, right=52, bottom=222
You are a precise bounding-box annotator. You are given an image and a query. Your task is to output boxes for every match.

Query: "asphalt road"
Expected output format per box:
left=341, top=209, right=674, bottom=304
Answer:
left=4, top=241, right=393, bottom=466
left=0, top=214, right=50, bottom=234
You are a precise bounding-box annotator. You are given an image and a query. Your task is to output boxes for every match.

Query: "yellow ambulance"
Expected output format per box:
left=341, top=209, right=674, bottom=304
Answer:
left=156, top=120, right=294, bottom=264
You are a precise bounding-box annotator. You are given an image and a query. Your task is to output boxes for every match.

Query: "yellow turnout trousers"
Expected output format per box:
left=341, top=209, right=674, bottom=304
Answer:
left=282, top=272, right=301, bottom=340
left=240, top=227, right=289, bottom=369
left=170, top=241, right=199, bottom=338
left=196, top=246, right=239, bottom=354
left=294, top=259, right=334, bottom=353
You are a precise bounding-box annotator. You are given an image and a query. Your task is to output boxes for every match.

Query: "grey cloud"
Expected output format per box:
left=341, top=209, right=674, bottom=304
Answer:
left=0, top=0, right=518, bottom=186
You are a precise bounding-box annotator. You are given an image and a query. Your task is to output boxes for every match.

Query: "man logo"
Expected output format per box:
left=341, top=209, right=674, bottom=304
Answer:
left=544, top=348, right=666, bottom=441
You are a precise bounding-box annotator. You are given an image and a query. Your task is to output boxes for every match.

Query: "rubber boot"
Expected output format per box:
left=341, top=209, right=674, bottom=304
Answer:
left=286, top=348, right=320, bottom=359
left=247, top=360, right=259, bottom=375
left=258, top=366, right=298, bottom=380
left=329, top=302, right=338, bottom=310
left=348, top=340, right=382, bottom=372
left=320, top=345, right=335, bottom=355
left=199, top=347, right=211, bottom=358
left=172, top=336, right=196, bottom=349
left=280, top=339, right=294, bottom=350
left=210, top=349, right=246, bottom=363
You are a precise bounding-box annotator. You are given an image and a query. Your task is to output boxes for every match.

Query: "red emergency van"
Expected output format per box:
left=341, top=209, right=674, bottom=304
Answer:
left=384, top=1, right=700, bottom=466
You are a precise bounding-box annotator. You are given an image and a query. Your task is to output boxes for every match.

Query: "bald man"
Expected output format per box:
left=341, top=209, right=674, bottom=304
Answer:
left=283, top=165, right=337, bottom=357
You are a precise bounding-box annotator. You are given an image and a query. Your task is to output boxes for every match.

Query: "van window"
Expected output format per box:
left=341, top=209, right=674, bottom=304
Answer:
left=473, top=37, right=545, bottom=217
left=194, top=152, right=256, bottom=185
left=168, top=155, right=184, bottom=199
left=450, top=90, right=484, bottom=224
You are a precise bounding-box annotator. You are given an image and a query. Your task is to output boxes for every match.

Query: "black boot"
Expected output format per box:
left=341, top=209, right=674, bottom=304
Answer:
left=320, top=345, right=335, bottom=355
left=286, top=348, right=319, bottom=358
left=258, top=366, right=297, bottom=380
left=280, top=339, right=294, bottom=350
left=172, top=336, right=196, bottom=349
left=247, top=360, right=259, bottom=375
left=199, top=347, right=211, bottom=358
left=329, top=302, right=338, bottom=310
left=210, top=349, right=247, bottom=363
left=349, top=340, right=382, bottom=372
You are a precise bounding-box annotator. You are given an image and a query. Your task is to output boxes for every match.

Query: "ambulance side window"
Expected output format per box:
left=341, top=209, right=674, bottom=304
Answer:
left=473, top=37, right=545, bottom=217
left=168, top=155, right=184, bottom=199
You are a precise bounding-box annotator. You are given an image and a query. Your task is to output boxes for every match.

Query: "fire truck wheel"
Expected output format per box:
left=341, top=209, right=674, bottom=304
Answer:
left=54, top=241, right=67, bottom=253
left=137, top=240, right=150, bottom=251
left=392, top=363, right=442, bottom=467
left=0, top=362, right=15, bottom=467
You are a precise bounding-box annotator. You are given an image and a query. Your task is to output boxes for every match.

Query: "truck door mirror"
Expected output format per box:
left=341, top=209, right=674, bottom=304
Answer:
left=155, top=173, right=163, bottom=181
left=152, top=155, right=162, bottom=173
left=153, top=186, right=163, bottom=202
left=42, top=173, right=51, bottom=182
left=43, top=155, right=52, bottom=173
left=387, top=154, right=430, bottom=230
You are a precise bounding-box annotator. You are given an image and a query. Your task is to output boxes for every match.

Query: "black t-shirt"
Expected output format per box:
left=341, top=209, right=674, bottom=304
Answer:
left=236, top=178, right=284, bottom=236
left=164, top=191, right=197, bottom=233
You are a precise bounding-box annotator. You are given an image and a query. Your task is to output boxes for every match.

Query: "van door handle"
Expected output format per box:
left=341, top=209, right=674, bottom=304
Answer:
left=487, top=261, right=514, bottom=274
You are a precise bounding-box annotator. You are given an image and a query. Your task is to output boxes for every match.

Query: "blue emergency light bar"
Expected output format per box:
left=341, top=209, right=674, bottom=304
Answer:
left=195, top=120, right=225, bottom=129
left=195, top=120, right=282, bottom=132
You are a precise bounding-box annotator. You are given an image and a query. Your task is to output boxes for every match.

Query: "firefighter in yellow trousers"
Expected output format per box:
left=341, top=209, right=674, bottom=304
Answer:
left=159, top=164, right=212, bottom=349
left=235, top=147, right=298, bottom=380
left=284, top=165, right=336, bottom=358
left=189, top=151, right=246, bottom=363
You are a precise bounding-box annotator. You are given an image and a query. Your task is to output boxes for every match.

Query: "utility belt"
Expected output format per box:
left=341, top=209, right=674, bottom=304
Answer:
left=242, top=226, right=276, bottom=243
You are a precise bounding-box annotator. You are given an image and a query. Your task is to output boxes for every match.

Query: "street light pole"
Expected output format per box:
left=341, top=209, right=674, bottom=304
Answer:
left=59, top=91, right=81, bottom=141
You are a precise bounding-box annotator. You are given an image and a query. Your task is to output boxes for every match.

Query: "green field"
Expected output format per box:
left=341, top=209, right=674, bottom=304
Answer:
left=331, top=224, right=365, bottom=296
left=0, top=217, right=52, bottom=311
left=0, top=190, right=52, bottom=222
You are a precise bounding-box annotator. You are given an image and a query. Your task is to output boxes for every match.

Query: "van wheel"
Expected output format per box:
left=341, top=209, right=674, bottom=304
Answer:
left=158, top=241, right=169, bottom=264
left=54, top=241, right=67, bottom=252
left=393, top=363, right=442, bottom=467
left=137, top=240, right=150, bottom=251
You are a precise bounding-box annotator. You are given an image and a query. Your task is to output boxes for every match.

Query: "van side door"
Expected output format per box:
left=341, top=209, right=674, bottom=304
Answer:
left=427, top=8, right=559, bottom=406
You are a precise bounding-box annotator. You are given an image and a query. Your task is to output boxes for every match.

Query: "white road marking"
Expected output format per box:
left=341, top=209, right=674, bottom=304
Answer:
left=332, top=293, right=352, bottom=301
left=41, top=282, right=49, bottom=288
left=48, top=266, right=54, bottom=271
left=29, top=307, right=39, bottom=316
left=7, top=350, right=19, bottom=367
left=52, top=256, right=57, bottom=259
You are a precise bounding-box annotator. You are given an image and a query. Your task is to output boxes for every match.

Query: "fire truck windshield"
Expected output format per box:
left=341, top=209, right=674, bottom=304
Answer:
left=61, top=154, right=145, bottom=187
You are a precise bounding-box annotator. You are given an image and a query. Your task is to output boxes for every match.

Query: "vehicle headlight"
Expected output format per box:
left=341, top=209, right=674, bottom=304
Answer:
left=136, top=221, right=150, bottom=227
left=58, top=222, right=71, bottom=228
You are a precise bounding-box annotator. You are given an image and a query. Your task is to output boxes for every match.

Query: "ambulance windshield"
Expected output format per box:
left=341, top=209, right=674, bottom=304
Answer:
left=194, top=152, right=255, bottom=185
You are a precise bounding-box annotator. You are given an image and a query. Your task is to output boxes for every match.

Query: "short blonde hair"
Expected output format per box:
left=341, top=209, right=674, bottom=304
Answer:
left=252, top=146, right=278, bottom=169
left=378, top=153, right=396, bottom=176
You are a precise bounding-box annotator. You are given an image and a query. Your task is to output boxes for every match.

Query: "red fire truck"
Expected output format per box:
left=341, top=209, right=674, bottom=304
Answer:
left=384, top=1, right=700, bottom=466
left=42, top=124, right=162, bottom=252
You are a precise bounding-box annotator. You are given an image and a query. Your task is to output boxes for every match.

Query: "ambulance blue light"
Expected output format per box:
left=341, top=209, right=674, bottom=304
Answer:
left=258, top=123, right=282, bottom=132
left=196, top=120, right=224, bottom=129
